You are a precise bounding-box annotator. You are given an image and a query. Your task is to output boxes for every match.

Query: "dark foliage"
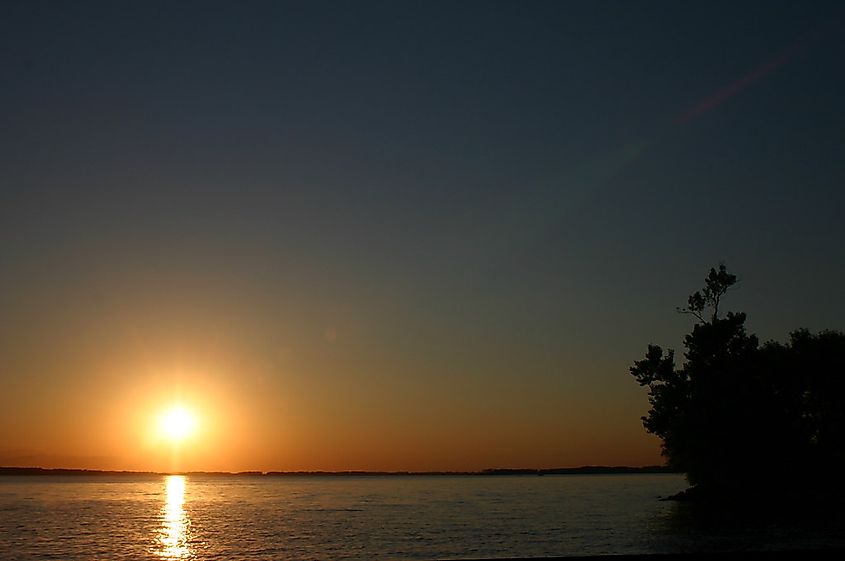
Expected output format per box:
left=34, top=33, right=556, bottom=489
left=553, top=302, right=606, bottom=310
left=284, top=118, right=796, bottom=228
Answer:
left=631, top=266, right=845, bottom=500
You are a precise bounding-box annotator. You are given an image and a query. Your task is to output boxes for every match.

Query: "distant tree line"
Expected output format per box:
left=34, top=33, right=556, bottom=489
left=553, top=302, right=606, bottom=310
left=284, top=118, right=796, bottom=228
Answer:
left=631, top=265, right=845, bottom=502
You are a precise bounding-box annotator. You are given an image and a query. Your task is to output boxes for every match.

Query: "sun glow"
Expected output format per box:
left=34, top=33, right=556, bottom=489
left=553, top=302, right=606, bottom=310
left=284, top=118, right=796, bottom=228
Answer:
left=158, top=406, right=197, bottom=442
left=120, top=374, right=248, bottom=471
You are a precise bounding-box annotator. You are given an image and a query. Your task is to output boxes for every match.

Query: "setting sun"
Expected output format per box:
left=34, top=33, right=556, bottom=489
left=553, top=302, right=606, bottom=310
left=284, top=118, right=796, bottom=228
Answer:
left=158, top=407, right=197, bottom=442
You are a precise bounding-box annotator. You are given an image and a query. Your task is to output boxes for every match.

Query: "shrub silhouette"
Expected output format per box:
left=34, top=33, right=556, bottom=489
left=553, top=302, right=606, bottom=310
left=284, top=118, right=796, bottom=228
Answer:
left=631, top=265, right=845, bottom=500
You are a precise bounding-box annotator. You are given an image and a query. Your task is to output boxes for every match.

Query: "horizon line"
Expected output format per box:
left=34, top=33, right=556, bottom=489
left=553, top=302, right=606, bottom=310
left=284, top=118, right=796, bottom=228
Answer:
left=0, top=465, right=675, bottom=477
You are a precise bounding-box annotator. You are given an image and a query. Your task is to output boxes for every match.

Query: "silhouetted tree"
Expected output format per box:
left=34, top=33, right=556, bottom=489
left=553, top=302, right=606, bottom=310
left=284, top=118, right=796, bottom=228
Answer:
left=676, top=264, right=737, bottom=322
left=631, top=266, right=845, bottom=502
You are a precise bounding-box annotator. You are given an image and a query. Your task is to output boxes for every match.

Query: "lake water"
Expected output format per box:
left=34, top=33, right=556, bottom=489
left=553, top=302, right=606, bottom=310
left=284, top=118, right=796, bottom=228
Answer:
left=1, top=473, right=844, bottom=560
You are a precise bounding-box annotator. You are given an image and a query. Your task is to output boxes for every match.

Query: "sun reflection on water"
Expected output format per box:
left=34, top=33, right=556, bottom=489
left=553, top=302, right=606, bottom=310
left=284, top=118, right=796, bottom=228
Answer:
left=156, top=475, right=192, bottom=559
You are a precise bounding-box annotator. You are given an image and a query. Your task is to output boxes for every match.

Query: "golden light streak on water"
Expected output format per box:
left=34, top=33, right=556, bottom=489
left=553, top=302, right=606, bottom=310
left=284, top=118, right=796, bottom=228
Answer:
left=156, top=475, right=191, bottom=559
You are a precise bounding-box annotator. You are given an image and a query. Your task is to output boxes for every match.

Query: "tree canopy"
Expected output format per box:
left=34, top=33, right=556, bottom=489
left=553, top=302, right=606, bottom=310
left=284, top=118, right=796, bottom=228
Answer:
left=631, top=266, right=845, bottom=501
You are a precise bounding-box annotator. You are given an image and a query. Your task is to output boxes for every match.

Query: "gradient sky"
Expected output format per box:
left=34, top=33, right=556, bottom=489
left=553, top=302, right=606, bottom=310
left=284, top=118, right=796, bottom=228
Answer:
left=1, top=1, right=844, bottom=472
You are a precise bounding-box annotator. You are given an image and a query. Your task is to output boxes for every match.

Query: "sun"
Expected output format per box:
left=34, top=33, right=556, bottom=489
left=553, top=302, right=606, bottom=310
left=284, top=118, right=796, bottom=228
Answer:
left=158, top=406, right=197, bottom=442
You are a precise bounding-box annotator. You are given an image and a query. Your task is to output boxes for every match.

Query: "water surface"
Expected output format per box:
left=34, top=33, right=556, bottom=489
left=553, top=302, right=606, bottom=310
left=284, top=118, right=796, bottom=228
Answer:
left=1, top=473, right=843, bottom=560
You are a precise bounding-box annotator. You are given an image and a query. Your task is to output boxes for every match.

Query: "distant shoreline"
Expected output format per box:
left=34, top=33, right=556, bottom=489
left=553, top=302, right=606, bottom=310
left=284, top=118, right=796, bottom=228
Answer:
left=0, top=465, right=677, bottom=477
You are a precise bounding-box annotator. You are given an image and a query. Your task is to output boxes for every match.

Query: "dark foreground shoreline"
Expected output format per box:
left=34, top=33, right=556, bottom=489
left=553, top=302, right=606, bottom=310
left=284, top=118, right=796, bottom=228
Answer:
left=446, top=551, right=845, bottom=561
left=0, top=465, right=676, bottom=477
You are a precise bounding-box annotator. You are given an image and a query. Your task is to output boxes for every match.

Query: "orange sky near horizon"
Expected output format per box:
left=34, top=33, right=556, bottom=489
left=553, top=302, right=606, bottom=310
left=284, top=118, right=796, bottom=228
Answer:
left=0, top=290, right=662, bottom=472
left=0, top=365, right=663, bottom=473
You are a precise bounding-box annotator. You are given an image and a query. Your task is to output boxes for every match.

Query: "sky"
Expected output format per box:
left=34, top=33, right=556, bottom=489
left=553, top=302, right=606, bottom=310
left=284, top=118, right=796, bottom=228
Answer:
left=1, top=1, right=844, bottom=472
